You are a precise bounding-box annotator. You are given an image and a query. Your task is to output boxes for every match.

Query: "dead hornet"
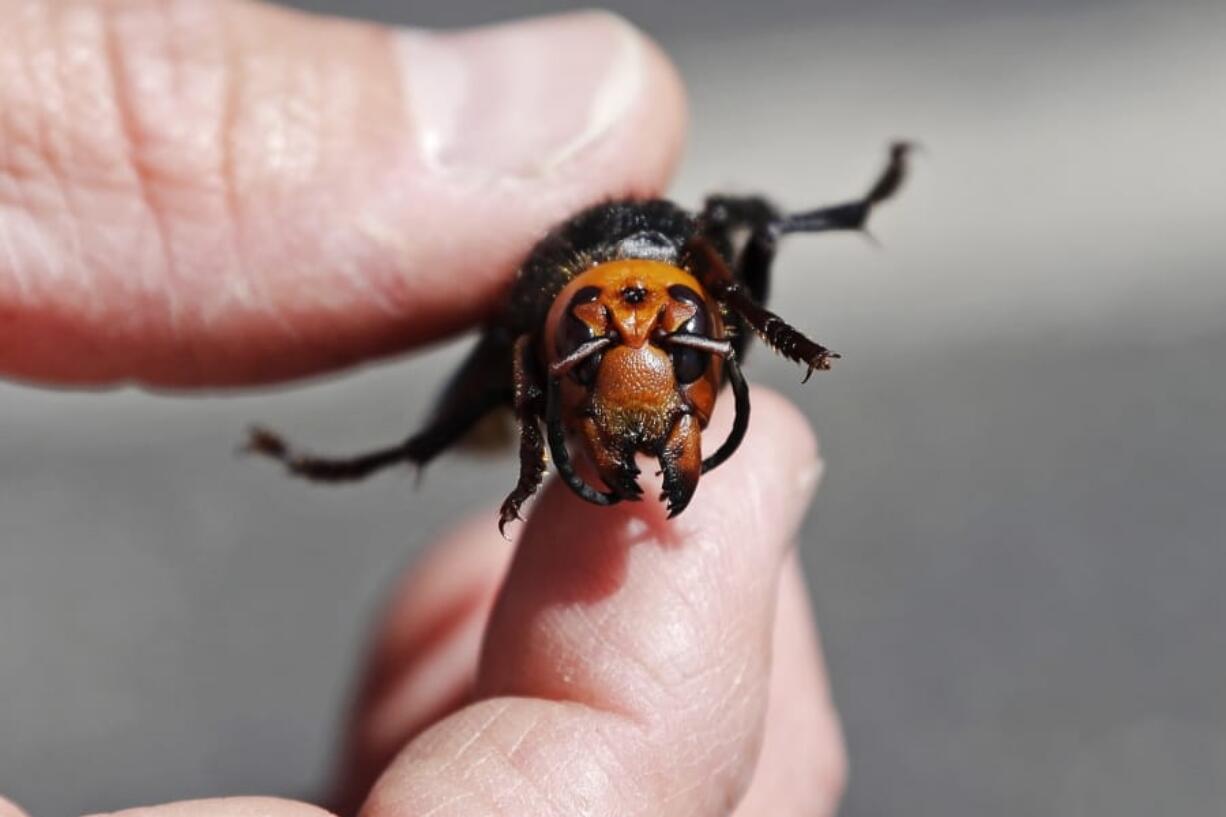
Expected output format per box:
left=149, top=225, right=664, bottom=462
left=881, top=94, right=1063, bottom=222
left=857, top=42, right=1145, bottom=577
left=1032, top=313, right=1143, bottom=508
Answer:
left=247, top=143, right=913, bottom=533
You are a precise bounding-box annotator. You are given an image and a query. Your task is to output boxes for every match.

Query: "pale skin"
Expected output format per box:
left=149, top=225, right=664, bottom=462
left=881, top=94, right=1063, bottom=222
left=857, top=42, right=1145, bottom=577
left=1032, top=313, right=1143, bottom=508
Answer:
left=0, top=3, right=847, bottom=815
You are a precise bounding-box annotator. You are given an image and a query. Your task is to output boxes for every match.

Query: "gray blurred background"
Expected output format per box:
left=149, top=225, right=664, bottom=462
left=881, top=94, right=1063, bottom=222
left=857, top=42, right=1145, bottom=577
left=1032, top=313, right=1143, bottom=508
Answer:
left=3, top=1, right=1225, bottom=815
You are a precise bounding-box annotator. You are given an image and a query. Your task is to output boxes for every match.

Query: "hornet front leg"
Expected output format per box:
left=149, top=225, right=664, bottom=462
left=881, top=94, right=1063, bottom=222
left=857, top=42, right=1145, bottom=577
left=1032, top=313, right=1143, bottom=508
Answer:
left=687, top=238, right=840, bottom=381
left=498, top=335, right=550, bottom=536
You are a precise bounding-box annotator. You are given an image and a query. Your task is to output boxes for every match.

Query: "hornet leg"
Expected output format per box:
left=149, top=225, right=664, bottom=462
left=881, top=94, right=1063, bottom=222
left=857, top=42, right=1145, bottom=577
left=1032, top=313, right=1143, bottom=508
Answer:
left=698, top=142, right=914, bottom=359
left=775, top=140, right=913, bottom=235
left=246, top=332, right=512, bottom=481
left=545, top=375, right=621, bottom=508
left=498, top=335, right=549, bottom=535
left=687, top=238, right=840, bottom=381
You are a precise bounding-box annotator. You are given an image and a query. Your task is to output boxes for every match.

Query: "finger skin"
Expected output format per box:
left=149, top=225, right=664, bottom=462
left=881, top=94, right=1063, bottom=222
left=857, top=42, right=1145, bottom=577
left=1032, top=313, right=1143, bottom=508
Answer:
left=338, top=539, right=845, bottom=817
left=733, top=557, right=848, bottom=817
left=0, top=796, right=29, bottom=817
left=333, top=517, right=515, bottom=814
left=0, top=2, right=686, bottom=386
left=360, top=387, right=821, bottom=817
left=83, top=797, right=333, bottom=817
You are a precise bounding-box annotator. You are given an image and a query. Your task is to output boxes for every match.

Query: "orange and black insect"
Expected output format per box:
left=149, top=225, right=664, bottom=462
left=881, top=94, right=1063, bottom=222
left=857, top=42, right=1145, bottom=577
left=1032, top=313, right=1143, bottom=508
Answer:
left=247, top=143, right=911, bottom=532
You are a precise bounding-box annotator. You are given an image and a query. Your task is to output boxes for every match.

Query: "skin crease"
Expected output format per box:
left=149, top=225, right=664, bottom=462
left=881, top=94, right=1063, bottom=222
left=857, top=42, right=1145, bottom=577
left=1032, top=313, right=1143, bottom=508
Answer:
left=0, top=2, right=848, bottom=815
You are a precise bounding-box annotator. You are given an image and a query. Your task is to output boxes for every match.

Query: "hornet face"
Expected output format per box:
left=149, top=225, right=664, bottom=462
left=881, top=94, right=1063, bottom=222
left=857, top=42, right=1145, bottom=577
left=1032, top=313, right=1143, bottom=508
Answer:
left=543, top=259, right=730, bottom=517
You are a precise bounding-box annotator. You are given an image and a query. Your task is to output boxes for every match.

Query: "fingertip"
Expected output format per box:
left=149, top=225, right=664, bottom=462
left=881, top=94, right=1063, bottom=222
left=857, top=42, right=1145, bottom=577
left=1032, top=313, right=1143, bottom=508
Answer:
left=356, top=389, right=821, bottom=817
left=396, top=10, right=687, bottom=187
left=478, top=383, right=821, bottom=714
left=457, top=386, right=822, bottom=813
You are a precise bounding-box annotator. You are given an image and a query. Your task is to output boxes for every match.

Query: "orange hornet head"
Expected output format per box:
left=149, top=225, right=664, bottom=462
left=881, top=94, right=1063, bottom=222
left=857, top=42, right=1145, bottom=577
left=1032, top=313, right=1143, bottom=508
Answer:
left=542, top=259, right=742, bottom=516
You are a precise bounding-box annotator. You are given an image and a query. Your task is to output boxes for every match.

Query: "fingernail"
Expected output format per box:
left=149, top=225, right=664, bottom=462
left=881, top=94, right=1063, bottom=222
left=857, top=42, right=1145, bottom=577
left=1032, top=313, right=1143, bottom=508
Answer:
left=397, top=12, right=646, bottom=179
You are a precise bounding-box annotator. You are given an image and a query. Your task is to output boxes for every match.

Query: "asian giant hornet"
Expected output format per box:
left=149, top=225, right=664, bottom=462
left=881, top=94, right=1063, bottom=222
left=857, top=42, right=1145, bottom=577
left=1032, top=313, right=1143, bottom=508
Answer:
left=247, top=143, right=912, bottom=533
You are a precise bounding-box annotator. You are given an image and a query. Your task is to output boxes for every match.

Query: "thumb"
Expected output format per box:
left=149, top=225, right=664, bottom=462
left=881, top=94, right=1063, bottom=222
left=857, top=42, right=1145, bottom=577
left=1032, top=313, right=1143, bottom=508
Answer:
left=0, top=2, right=686, bottom=386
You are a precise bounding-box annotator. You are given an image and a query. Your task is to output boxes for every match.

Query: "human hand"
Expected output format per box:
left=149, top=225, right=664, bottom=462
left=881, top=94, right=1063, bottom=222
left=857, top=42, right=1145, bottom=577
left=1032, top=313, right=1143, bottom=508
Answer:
left=0, top=2, right=846, bottom=815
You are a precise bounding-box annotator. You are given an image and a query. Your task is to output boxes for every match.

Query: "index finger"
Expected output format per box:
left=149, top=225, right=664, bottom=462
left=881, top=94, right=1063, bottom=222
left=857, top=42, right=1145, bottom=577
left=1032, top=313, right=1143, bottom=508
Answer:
left=0, top=2, right=685, bottom=387
left=363, top=387, right=822, bottom=817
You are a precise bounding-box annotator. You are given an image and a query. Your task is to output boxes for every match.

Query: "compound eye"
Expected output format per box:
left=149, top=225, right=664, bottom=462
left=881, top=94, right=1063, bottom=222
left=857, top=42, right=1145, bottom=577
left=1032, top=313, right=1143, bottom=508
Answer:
left=668, top=285, right=709, bottom=337
left=667, top=285, right=712, bottom=385
left=555, top=286, right=605, bottom=386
